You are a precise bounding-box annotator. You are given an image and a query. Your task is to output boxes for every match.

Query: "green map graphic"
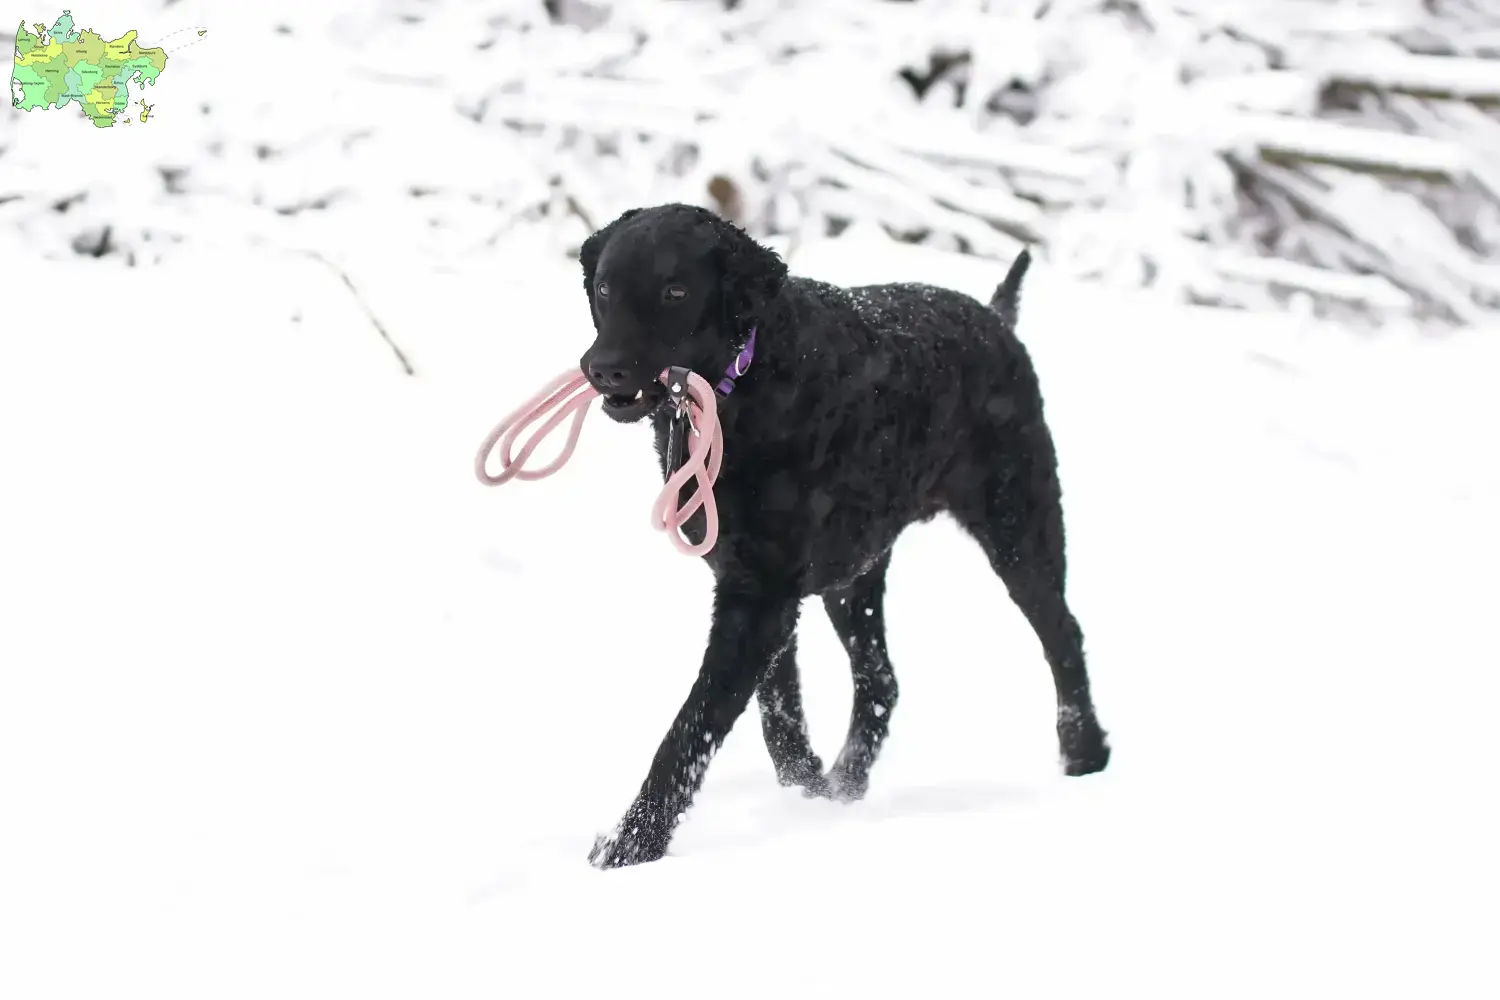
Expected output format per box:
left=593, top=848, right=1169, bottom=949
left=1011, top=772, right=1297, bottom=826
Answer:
left=10, top=10, right=203, bottom=127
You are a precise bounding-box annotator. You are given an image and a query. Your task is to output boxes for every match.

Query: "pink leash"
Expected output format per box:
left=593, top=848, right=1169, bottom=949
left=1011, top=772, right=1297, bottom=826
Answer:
left=474, top=368, right=724, bottom=557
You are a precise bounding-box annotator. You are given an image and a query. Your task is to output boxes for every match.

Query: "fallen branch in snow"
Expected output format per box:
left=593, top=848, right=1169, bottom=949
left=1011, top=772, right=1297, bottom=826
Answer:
left=1235, top=112, right=1474, bottom=180
left=807, top=146, right=1027, bottom=260
left=1243, top=159, right=1494, bottom=325
left=1204, top=248, right=1414, bottom=311
left=883, top=120, right=1100, bottom=185
left=824, top=128, right=1045, bottom=243
left=1387, top=94, right=1500, bottom=202
left=1308, top=49, right=1500, bottom=101
left=300, top=250, right=416, bottom=377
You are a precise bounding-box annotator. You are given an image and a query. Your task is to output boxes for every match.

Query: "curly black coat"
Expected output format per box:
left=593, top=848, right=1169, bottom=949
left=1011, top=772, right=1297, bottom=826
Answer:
left=576, top=204, right=1109, bottom=869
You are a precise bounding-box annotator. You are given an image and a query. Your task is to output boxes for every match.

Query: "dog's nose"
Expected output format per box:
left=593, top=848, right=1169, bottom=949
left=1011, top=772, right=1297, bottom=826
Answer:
left=587, top=361, right=632, bottom=392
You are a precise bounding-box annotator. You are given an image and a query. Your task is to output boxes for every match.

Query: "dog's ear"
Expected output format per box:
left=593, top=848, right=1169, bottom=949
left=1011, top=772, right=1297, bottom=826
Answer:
left=713, top=217, right=788, bottom=331
left=579, top=208, right=643, bottom=295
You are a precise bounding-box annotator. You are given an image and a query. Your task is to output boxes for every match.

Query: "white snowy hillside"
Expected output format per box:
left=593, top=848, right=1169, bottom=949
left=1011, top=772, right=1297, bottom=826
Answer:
left=2, top=0, right=1499, bottom=325
left=1, top=239, right=1497, bottom=999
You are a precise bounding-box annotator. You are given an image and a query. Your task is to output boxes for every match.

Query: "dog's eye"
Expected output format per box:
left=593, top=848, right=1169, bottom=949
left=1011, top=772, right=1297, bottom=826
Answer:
left=663, top=285, right=688, bottom=302
left=596, top=282, right=609, bottom=299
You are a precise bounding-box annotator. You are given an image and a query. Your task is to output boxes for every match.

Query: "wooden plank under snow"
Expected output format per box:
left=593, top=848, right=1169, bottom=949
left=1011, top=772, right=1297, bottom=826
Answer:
left=826, top=130, right=1045, bottom=241
left=1232, top=112, right=1474, bottom=178
left=883, top=118, right=1099, bottom=183
left=1206, top=250, right=1414, bottom=310
left=1309, top=50, right=1500, bottom=101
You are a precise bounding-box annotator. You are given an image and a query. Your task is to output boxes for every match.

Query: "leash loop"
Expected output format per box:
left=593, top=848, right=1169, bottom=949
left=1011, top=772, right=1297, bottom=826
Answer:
left=473, top=370, right=595, bottom=486
left=474, top=368, right=725, bottom=557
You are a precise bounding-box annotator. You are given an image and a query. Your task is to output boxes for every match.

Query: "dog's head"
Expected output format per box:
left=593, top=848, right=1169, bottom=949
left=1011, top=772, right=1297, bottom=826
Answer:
left=578, top=204, right=787, bottom=423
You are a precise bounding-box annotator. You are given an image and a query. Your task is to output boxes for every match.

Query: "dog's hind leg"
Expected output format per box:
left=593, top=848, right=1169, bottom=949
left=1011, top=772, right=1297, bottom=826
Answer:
left=819, top=550, right=899, bottom=802
left=587, top=586, right=801, bottom=869
left=755, top=635, right=828, bottom=792
left=951, top=437, right=1111, bottom=776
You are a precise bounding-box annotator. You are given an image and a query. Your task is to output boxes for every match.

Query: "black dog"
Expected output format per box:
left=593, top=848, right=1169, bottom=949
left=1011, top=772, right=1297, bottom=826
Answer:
left=577, top=204, right=1109, bottom=869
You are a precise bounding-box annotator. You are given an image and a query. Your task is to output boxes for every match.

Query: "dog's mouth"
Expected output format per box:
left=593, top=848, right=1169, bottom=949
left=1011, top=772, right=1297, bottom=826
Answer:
left=599, top=381, right=668, bottom=423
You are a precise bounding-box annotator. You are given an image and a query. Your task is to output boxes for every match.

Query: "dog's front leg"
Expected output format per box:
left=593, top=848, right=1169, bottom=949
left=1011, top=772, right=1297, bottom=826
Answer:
left=588, top=586, right=800, bottom=869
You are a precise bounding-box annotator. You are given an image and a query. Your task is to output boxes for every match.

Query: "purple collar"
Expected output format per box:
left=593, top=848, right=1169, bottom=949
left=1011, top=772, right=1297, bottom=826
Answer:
left=714, top=326, right=757, bottom=397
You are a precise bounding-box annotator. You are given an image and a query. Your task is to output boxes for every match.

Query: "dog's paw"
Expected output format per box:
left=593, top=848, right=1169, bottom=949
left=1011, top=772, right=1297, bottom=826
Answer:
left=1063, top=743, right=1110, bottom=776
left=823, top=763, right=870, bottom=803
left=775, top=755, right=827, bottom=793
left=588, top=821, right=669, bottom=870
left=1058, top=707, right=1111, bottom=776
left=796, top=772, right=834, bottom=800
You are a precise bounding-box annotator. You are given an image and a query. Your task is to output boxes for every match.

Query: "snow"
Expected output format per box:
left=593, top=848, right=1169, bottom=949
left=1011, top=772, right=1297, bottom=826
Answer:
left=7, top=0, right=1499, bottom=323
left=2, top=234, right=1498, bottom=999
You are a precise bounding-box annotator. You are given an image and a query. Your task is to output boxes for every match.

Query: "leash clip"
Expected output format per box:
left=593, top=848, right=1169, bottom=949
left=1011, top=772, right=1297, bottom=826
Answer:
left=666, top=366, right=697, bottom=433
left=665, top=366, right=696, bottom=475
left=666, top=367, right=691, bottom=409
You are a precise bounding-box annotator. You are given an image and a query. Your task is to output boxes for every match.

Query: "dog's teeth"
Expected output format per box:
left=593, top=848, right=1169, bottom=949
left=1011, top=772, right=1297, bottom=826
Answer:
left=633, top=389, right=643, bottom=401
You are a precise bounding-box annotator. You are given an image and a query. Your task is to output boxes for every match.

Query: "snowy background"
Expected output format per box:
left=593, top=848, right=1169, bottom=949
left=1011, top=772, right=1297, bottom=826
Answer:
left=4, top=0, right=1500, bottom=323
left=3, top=2, right=1500, bottom=998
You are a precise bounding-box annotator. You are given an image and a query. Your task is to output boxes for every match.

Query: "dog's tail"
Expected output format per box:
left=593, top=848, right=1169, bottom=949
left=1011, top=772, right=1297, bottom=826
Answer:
left=989, top=247, right=1032, bottom=331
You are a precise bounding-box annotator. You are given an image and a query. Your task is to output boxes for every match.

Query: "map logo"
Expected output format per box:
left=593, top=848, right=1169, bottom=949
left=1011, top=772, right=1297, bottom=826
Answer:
left=11, top=9, right=206, bottom=127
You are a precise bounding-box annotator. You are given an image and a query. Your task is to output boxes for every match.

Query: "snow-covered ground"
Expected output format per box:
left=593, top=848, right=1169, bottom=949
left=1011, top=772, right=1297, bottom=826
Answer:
left=2, top=238, right=1498, bottom=998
